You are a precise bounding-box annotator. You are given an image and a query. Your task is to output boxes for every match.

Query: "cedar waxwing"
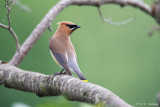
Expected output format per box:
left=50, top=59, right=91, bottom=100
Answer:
left=49, top=21, right=87, bottom=82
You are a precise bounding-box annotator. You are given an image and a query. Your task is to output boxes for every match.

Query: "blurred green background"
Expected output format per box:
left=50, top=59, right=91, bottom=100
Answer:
left=0, top=0, right=160, bottom=107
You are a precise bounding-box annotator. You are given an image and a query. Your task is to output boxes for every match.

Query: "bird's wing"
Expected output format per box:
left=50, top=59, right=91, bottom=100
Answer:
left=49, top=37, right=67, bottom=66
left=51, top=51, right=68, bottom=67
left=50, top=50, right=61, bottom=67
left=68, top=40, right=77, bottom=60
left=50, top=51, right=72, bottom=76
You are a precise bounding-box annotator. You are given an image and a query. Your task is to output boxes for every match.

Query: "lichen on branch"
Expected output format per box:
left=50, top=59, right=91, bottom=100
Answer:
left=0, top=64, right=132, bottom=107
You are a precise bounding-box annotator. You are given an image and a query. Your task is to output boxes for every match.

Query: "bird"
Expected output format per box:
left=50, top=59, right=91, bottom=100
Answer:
left=49, top=21, right=87, bottom=82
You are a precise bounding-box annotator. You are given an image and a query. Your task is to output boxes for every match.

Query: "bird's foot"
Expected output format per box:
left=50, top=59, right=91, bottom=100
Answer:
left=53, top=69, right=67, bottom=76
left=53, top=71, right=67, bottom=76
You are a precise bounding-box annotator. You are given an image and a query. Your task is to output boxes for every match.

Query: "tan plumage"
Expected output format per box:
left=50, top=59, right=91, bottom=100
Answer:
left=49, top=21, right=87, bottom=81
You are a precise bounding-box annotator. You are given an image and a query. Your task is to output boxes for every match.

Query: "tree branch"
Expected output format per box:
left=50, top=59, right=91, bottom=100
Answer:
left=148, top=25, right=160, bottom=36
left=157, top=92, right=160, bottom=107
left=15, top=0, right=32, bottom=12
left=0, top=64, right=132, bottom=107
left=97, top=7, right=134, bottom=25
left=9, top=0, right=156, bottom=66
left=0, top=0, right=20, bottom=52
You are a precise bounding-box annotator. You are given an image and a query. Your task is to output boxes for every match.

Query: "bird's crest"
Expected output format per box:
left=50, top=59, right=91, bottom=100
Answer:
left=57, top=21, right=75, bottom=25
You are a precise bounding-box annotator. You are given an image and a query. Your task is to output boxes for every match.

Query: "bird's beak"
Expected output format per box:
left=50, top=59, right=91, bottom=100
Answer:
left=76, top=25, right=81, bottom=29
left=73, top=25, right=81, bottom=30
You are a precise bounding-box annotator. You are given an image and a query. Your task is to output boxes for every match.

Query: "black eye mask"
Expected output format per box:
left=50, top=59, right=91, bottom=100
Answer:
left=66, top=24, right=78, bottom=29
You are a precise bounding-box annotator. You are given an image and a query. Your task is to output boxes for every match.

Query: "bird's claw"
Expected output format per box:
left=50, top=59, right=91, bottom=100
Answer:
left=53, top=71, right=67, bottom=76
left=53, top=69, right=67, bottom=76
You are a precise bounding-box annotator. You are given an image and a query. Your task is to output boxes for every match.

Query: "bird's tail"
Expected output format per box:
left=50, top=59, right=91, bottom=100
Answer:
left=72, top=67, right=88, bottom=82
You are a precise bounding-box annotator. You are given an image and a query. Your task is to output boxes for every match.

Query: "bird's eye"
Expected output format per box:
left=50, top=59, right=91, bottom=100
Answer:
left=66, top=24, right=77, bottom=29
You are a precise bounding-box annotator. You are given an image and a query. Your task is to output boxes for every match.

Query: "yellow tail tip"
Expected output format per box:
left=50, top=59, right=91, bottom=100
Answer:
left=82, top=80, right=88, bottom=82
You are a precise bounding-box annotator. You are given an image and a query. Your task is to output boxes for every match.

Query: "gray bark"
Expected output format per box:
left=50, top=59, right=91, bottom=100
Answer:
left=0, top=64, right=132, bottom=107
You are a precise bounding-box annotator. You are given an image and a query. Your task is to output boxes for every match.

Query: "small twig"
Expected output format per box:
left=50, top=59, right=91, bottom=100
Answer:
left=98, top=7, right=134, bottom=25
left=0, top=0, right=20, bottom=52
left=148, top=25, right=160, bottom=36
left=6, top=0, right=15, bottom=29
left=15, top=0, right=32, bottom=12
left=7, top=0, right=13, bottom=6
left=0, top=23, right=9, bottom=29
left=5, top=0, right=7, bottom=6
left=0, top=23, right=21, bottom=52
left=48, top=22, right=53, bottom=31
